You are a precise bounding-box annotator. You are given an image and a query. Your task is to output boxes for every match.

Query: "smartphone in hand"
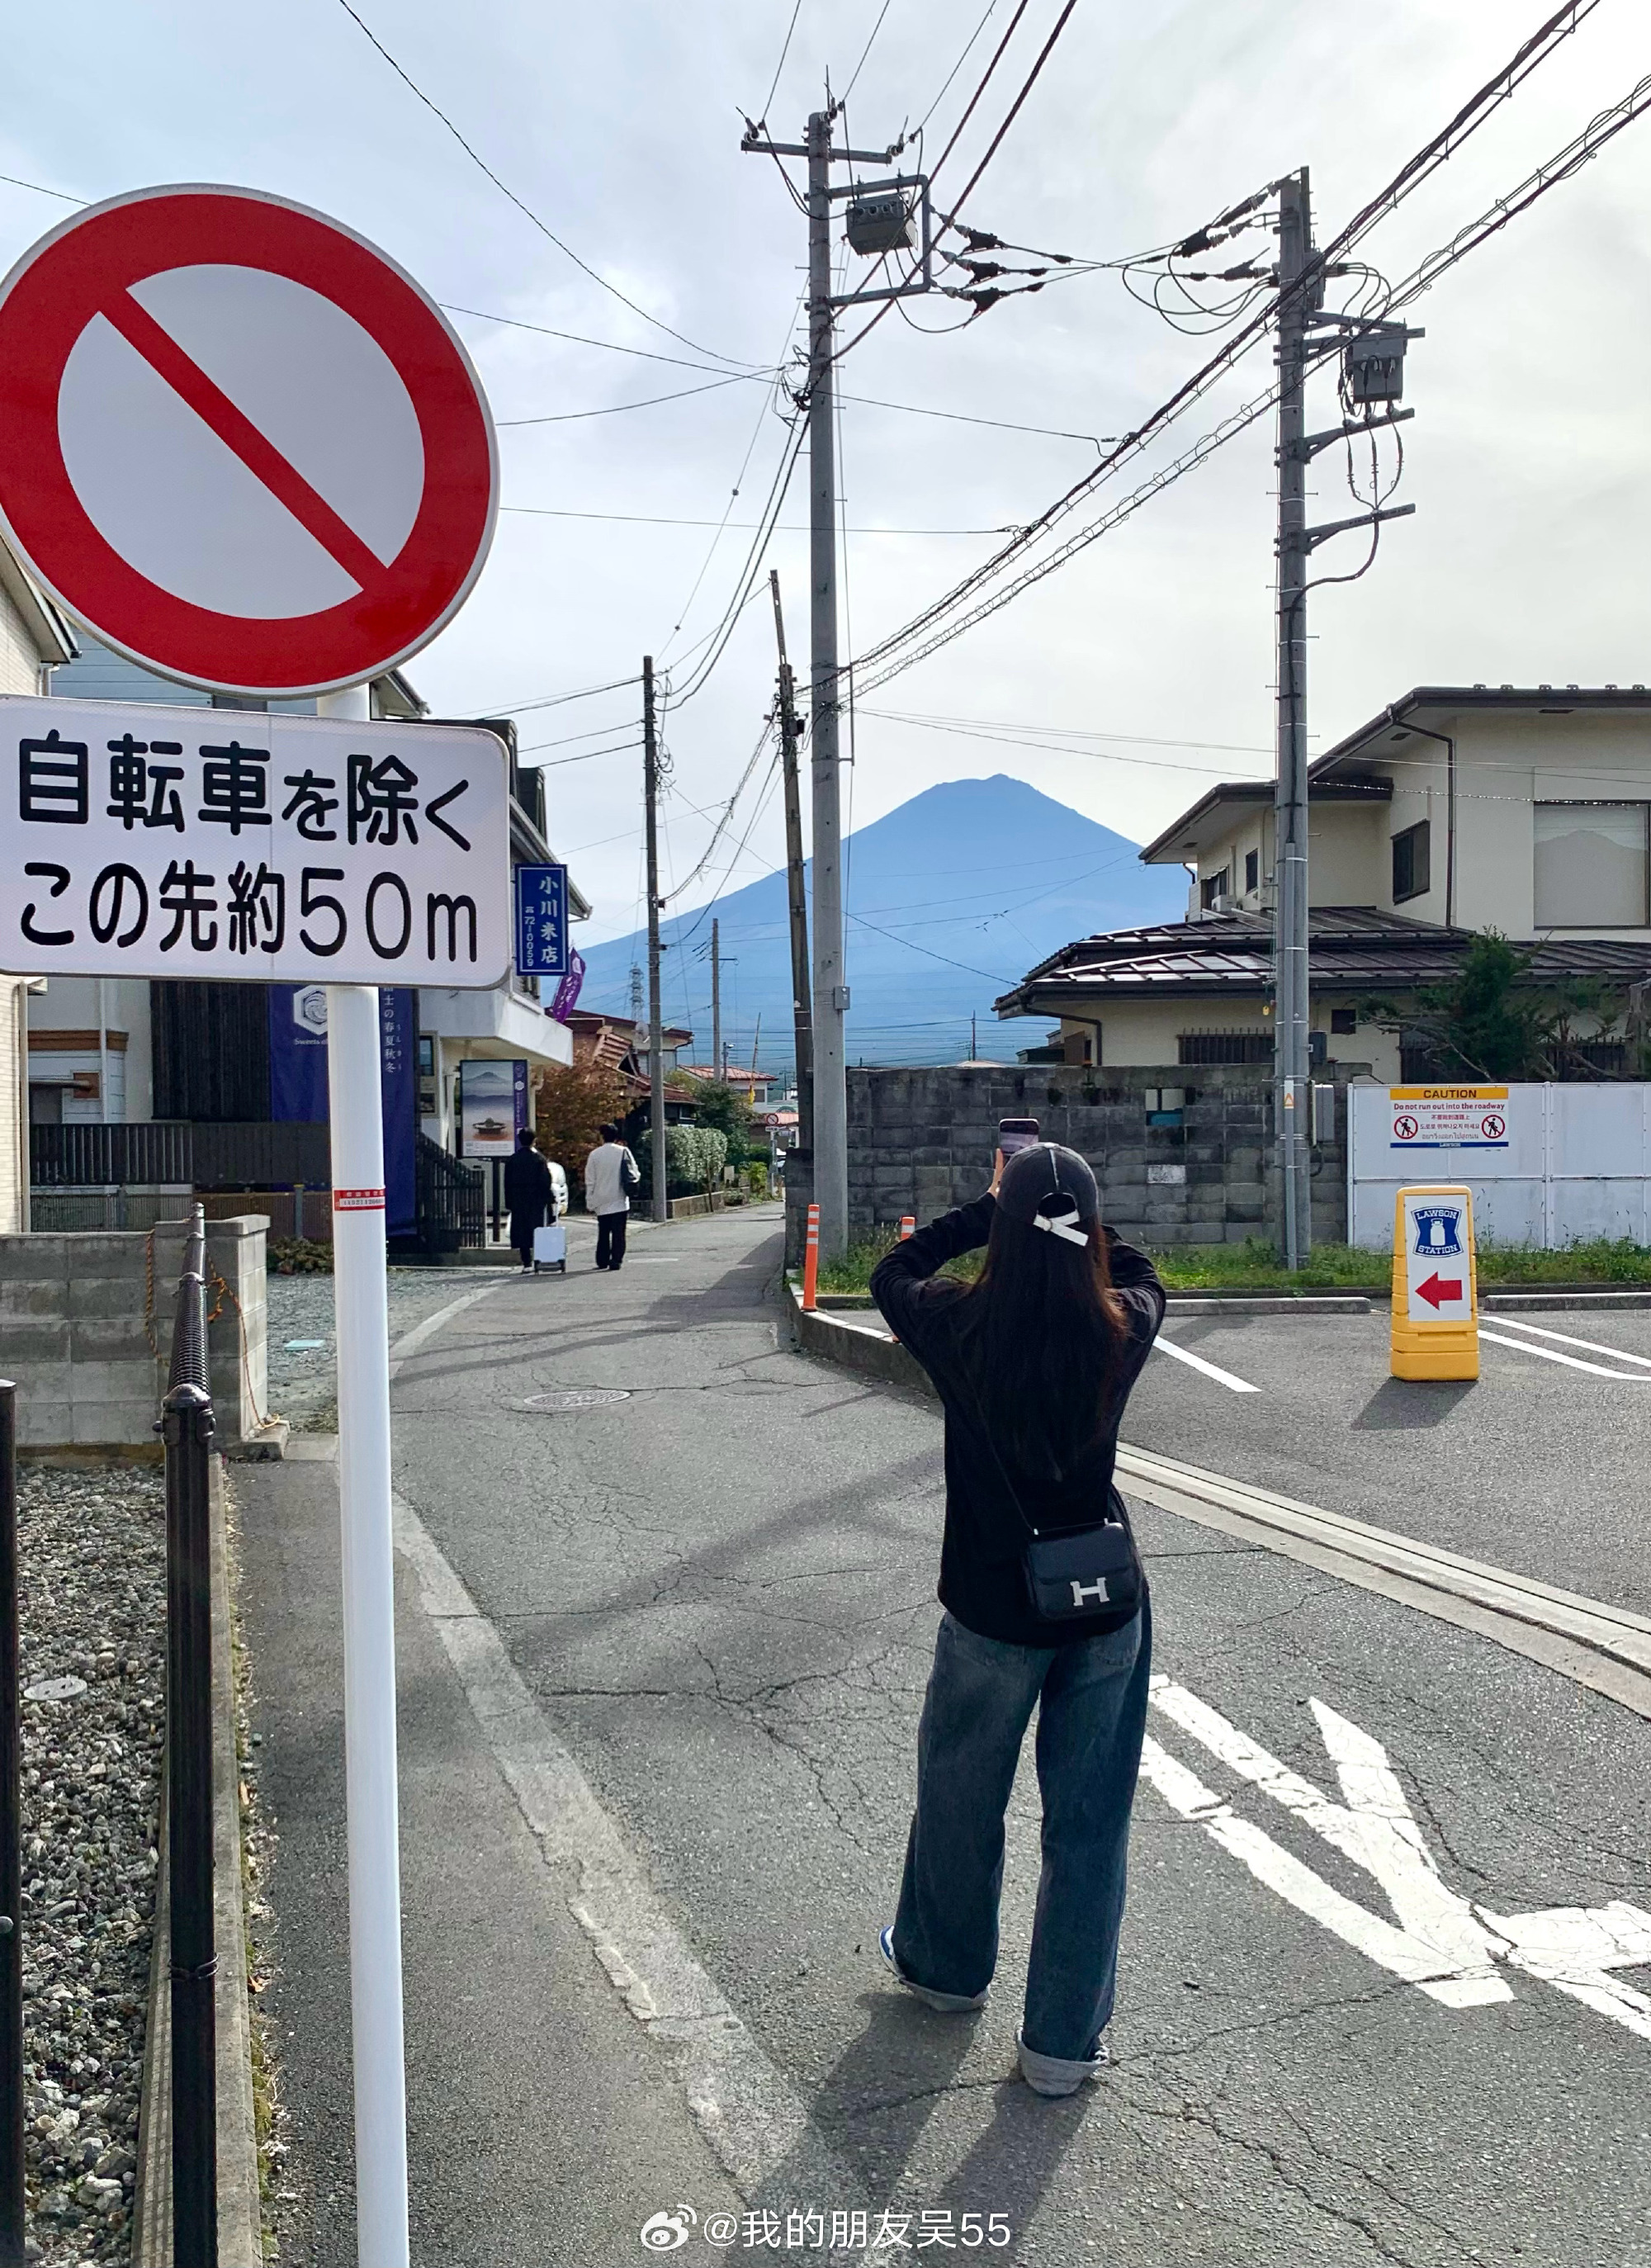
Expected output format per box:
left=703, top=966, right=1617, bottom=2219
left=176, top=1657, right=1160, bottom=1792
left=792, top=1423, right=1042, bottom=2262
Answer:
left=998, top=1117, right=1040, bottom=1159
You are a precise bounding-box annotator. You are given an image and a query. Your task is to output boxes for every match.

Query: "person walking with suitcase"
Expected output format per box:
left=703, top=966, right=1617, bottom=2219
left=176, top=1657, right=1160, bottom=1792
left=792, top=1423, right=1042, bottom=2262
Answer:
left=583, top=1121, right=641, bottom=1271
left=504, top=1126, right=556, bottom=1274
left=869, top=1142, right=1165, bottom=2097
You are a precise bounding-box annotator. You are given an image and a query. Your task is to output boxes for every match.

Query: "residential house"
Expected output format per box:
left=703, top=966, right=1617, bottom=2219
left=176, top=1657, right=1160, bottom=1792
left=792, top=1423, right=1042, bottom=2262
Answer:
left=997, top=686, right=1651, bottom=1079
left=1, top=544, right=77, bottom=1229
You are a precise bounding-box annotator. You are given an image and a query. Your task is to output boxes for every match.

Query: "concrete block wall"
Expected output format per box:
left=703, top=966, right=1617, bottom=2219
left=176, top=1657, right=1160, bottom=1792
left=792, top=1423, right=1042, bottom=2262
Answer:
left=0, top=1215, right=270, bottom=1450
left=847, top=1064, right=1367, bottom=1250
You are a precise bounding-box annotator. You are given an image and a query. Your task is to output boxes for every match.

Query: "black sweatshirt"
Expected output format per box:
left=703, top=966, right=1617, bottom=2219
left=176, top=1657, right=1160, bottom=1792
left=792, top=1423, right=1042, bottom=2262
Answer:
left=870, top=1195, right=1166, bottom=1646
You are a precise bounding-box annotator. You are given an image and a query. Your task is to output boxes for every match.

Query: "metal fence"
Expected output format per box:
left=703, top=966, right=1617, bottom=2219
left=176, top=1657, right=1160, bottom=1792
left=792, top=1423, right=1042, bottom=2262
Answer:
left=31, top=1118, right=331, bottom=1194
left=158, top=1207, right=219, bottom=2265
left=414, top=1130, right=485, bottom=1254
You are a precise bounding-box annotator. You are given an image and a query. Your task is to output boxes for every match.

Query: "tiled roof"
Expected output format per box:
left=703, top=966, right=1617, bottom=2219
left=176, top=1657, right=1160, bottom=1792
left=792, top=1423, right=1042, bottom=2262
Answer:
left=996, top=907, right=1651, bottom=1014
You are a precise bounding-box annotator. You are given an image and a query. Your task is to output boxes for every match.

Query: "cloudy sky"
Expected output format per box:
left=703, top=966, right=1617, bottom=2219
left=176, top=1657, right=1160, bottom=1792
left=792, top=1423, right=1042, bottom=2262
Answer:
left=5, top=1, right=1650, bottom=946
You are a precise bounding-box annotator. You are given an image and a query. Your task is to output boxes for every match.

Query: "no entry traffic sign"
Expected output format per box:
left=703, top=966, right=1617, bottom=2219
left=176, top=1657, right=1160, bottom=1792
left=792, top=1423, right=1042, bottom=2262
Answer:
left=0, top=185, right=497, bottom=698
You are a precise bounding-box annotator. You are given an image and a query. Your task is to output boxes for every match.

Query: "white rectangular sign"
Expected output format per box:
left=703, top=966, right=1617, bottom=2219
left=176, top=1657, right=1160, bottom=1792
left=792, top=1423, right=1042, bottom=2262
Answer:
left=1399, top=1186, right=1477, bottom=1324
left=0, top=696, right=510, bottom=987
left=1388, top=1085, right=1510, bottom=1150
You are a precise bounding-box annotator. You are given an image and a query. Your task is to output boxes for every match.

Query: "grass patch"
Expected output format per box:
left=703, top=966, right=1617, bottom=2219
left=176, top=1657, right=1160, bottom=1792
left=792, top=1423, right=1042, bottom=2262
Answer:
left=810, top=1229, right=1651, bottom=1297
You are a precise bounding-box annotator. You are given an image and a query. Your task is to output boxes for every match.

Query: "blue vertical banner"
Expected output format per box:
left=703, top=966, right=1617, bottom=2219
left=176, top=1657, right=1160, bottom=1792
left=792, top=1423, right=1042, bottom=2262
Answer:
left=267, top=984, right=417, bottom=1234
left=379, top=988, right=416, bottom=1235
left=514, top=864, right=570, bottom=977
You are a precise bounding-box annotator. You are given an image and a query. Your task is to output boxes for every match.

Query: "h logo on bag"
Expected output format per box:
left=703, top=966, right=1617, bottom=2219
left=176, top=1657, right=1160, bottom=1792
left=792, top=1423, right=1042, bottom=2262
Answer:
left=1070, top=1576, right=1109, bottom=1607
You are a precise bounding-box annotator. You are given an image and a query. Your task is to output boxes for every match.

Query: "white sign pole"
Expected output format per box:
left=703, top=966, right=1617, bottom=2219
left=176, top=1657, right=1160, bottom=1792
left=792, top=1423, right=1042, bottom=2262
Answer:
left=320, top=688, right=410, bottom=2268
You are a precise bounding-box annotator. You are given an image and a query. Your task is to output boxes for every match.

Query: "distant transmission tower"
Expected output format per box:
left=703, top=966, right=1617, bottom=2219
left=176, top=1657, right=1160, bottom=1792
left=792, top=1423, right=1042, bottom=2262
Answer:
left=629, top=962, right=644, bottom=1024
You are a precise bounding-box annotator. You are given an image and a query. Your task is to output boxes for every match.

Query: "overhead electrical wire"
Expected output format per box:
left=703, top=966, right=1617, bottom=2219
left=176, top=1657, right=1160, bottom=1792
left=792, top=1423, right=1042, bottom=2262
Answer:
left=843, top=0, right=1622, bottom=694
left=333, top=0, right=751, bottom=367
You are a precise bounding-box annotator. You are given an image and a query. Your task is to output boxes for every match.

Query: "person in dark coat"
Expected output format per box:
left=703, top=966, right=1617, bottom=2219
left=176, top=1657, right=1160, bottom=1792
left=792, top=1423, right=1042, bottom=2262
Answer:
left=504, top=1126, right=556, bottom=1271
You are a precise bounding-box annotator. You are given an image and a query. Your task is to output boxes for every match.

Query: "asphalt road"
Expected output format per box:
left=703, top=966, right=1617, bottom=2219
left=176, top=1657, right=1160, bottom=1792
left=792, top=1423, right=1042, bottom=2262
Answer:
left=243, top=1207, right=1651, bottom=2268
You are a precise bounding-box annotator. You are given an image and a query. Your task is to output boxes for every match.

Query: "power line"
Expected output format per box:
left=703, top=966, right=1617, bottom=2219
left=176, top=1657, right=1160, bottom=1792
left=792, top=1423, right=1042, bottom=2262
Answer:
left=915, top=1, right=1002, bottom=135
left=333, top=0, right=750, bottom=367
left=444, top=304, right=768, bottom=376
left=500, top=504, right=1009, bottom=532
left=845, top=1, right=1621, bottom=692
left=843, top=0, right=896, bottom=102
left=758, top=0, right=807, bottom=127
left=494, top=373, right=755, bottom=424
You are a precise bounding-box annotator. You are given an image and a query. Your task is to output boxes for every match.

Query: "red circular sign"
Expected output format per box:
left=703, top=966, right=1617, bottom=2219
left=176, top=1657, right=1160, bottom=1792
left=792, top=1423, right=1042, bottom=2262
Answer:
left=1481, top=1113, right=1505, bottom=1139
left=0, top=185, right=497, bottom=698
left=1393, top=1115, right=1419, bottom=1140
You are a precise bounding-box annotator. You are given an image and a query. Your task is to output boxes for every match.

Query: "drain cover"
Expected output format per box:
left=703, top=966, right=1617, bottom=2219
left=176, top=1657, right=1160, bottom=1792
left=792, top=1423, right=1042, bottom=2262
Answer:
left=26, top=1676, right=87, bottom=1702
left=524, top=1389, right=632, bottom=1413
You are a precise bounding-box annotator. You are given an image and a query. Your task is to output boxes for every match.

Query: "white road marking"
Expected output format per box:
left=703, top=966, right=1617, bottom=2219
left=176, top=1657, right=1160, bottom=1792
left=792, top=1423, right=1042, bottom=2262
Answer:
left=1486, top=1314, right=1651, bottom=1370
left=1478, top=1328, right=1651, bottom=1381
left=1143, top=1674, right=1651, bottom=2042
left=1149, top=1679, right=1507, bottom=2004
left=1151, top=1335, right=1261, bottom=1394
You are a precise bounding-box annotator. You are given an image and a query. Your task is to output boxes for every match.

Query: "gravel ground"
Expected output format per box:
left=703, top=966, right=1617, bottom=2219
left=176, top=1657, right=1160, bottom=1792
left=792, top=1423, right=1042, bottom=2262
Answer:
left=18, top=1463, right=167, bottom=2266
left=265, top=1269, right=516, bottom=1433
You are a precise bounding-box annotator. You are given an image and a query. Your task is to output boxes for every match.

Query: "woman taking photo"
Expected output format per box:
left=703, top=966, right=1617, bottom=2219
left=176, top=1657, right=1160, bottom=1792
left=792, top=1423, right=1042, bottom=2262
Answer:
left=870, top=1141, right=1165, bottom=2098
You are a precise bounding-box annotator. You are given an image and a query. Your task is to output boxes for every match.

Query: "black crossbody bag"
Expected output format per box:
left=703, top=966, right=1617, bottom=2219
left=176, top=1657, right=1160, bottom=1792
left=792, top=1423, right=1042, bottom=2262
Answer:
left=974, top=1409, right=1144, bottom=1626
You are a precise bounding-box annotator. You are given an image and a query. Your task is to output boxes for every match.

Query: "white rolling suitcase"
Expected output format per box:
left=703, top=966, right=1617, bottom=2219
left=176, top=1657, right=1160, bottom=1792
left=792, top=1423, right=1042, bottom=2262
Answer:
left=532, top=1222, right=567, bottom=1274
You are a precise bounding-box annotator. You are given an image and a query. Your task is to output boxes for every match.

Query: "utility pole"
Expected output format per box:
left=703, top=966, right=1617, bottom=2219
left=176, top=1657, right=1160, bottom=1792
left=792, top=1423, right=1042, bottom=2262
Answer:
left=642, top=656, right=668, bottom=1224
left=1273, top=168, right=1314, bottom=1273
left=710, top=917, right=721, bottom=1086
left=741, top=102, right=937, bottom=1252
left=806, top=108, right=849, bottom=1258
left=769, top=571, right=812, bottom=1158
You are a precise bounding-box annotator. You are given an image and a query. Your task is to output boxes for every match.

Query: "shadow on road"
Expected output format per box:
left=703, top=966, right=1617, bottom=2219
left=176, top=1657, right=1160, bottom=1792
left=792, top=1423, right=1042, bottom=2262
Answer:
left=1352, top=1375, right=1478, bottom=1430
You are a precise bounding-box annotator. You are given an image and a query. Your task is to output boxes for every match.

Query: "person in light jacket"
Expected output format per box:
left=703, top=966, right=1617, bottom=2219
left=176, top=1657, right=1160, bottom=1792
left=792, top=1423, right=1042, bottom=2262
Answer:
left=869, top=1142, right=1165, bottom=2098
left=503, top=1126, right=556, bottom=1273
left=583, top=1122, right=640, bottom=1271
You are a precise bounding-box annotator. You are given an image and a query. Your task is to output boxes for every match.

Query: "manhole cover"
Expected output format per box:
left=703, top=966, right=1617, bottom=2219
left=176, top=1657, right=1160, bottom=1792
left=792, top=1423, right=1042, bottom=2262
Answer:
left=26, top=1676, right=87, bottom=1702
left=524, top=1389, right=633, bottom=1413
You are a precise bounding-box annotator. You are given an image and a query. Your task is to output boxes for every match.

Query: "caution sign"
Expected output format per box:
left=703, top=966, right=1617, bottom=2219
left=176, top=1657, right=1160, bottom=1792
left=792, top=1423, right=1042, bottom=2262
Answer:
left=1388, top=1087, right=1510, bottom=1149
left=1391, top=1185, right=1478, bottom=1382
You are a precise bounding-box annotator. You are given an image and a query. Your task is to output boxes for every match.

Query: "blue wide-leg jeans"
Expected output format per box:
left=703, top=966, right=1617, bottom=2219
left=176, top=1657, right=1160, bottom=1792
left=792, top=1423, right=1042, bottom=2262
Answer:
left=892, top=1593, right=1152, bottom=2062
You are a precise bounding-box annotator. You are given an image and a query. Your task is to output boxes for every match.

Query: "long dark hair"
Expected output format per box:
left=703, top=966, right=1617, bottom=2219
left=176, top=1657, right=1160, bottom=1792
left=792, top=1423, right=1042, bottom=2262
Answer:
left=956, top=1208, right=1128, bottom=1482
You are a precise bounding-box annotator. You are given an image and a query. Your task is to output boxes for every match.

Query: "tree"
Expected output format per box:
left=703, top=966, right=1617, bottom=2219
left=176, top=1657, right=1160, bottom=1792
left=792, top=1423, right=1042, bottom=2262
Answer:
left=535, top=1057, right=633, bottom=1180
left=1361, top=930, right=1625, bottom=1081
left=688, top=1074, right=755, bottom=1171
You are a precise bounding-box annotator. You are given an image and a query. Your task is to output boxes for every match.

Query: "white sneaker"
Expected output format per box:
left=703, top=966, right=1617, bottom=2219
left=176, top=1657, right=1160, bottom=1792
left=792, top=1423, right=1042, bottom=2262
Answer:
left=878, top=1926, right=988, bottom=2014
left=1016, top=2027, right=1110, bottom=2097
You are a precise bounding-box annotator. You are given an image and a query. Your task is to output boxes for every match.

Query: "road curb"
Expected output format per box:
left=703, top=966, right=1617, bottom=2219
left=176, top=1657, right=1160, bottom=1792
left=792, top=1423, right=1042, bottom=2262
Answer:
left=132, top=1452, right=262, bottom=2267
left=785, top=1285, right=1651, bottom=1721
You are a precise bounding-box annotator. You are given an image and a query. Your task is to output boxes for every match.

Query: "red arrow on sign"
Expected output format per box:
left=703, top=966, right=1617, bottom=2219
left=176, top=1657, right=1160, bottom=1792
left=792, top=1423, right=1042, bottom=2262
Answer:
left=1416, top=1273, right=1464, bottom=1310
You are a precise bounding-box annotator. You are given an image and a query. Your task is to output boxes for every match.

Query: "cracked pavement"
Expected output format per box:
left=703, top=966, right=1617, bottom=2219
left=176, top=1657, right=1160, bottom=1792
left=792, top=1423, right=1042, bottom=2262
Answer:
left=246, top=1206, right=1651, bottom=2266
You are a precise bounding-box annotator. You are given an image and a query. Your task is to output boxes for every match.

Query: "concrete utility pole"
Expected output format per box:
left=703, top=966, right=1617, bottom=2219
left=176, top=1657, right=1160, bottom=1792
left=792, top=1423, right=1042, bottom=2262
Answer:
left=1274, top=168, right=1314, bottom=1272
left=711, top=917, right=721, bottom=1086
left=642, top=656, right=668, bottom=1224
left=807, top=108, right=849, bottom=1258
left=769, top=570, right=813, bottom=1158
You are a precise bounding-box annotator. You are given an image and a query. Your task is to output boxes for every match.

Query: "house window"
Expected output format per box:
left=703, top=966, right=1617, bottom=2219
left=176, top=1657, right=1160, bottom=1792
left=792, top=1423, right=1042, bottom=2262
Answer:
left=1391, top=820, right=1431, bottom=903
left=1330, top=1007, right=1357, bottom=1035
left=1534, top=803, right=1649, bottom=927
left=1199, top=869, right=1231, bottom=911
left=1244, top=849, right=1259, bottom=894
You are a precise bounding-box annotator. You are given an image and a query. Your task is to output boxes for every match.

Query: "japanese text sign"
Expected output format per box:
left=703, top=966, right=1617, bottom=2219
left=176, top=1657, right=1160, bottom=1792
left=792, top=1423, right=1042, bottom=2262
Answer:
left=514, top=863, right=569, bottom=978
left=0, top=185, right=497, bottom=698
left=1388, top=1086, right=1509, bottom=1149
left=1, top=696, right=509, bottom=987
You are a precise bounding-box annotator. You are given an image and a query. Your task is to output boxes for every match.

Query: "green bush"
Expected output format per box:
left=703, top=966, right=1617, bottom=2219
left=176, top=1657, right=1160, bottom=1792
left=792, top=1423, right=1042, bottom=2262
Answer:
left=636, top=1123, right=728, bottom=1196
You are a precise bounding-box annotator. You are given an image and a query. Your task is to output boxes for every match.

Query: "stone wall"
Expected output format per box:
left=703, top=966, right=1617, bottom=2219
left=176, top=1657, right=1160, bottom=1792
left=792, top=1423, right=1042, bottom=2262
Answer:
left=847, top=1063, right=1368, bottom=1249
left=0, top=1216, right=272, bottom=1451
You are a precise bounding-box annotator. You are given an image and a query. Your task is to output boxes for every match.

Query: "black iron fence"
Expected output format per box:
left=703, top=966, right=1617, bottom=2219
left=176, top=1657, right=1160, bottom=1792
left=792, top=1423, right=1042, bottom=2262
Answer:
left=413, top=1130, right=485, bottom=1255
left=31, top=1119, right=331, bottom=1193
left=158, top=1209, right=219, bottom=2265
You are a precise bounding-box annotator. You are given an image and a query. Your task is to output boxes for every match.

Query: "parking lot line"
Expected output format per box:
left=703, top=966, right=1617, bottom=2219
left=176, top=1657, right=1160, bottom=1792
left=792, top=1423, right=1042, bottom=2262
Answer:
left=1152, top=1335, right=1261, bottom=1394
left=1488, top=1315, right=1651, bottom=1369
left=1478, top=1328, right=1651, bottom=1381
